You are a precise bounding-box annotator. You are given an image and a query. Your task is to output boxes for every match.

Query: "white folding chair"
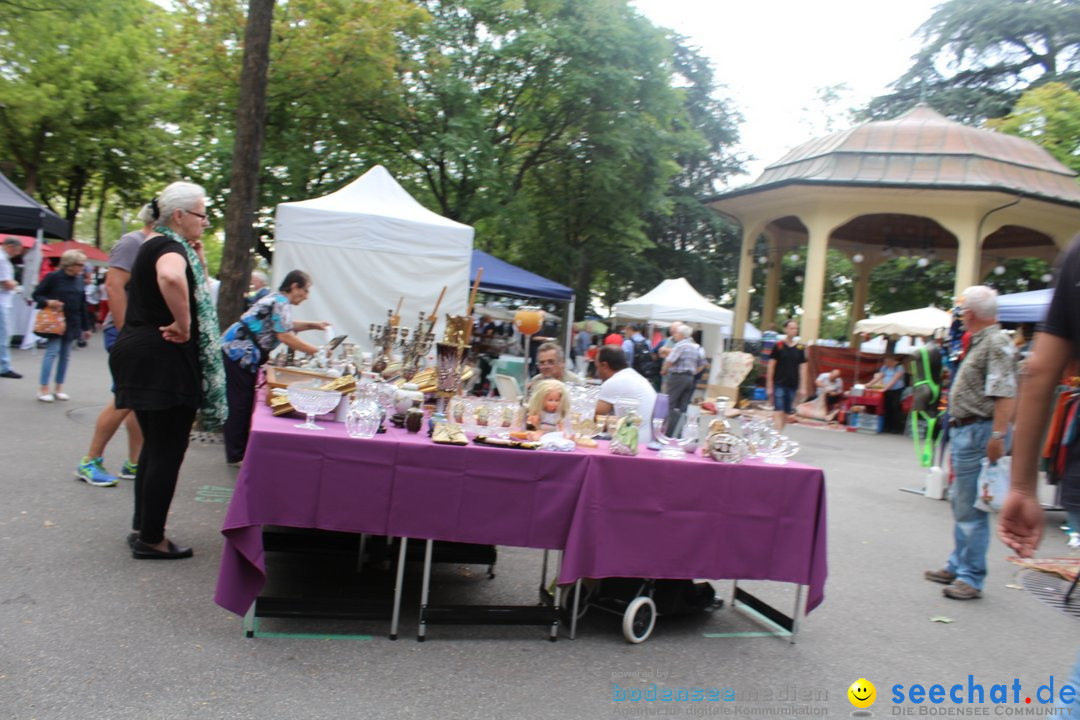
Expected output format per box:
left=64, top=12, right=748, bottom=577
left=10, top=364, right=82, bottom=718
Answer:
left=494, top=373, right=522, bottom=403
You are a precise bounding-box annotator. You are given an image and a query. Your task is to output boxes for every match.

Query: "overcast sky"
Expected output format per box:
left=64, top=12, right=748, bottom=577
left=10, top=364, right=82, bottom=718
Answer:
left=631, top=0, right=943, bottom=186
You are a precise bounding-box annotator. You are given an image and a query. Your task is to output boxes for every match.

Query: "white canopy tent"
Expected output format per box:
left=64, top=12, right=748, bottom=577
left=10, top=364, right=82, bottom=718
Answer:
left=612, top=277, right=761, bottom=386
left=612, top=277, right=762, bottom=341
left=273, top=165, right=474, bottom=352
left=853, top=307, right=953, bottom=338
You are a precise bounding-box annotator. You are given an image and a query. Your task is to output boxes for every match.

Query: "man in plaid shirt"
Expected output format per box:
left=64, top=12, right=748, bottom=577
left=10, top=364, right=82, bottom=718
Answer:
left=660, top=323, right=705, bottom=430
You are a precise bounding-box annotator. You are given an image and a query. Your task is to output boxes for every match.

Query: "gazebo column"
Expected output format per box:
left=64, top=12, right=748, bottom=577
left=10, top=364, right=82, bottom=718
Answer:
left=800, top=212, right=845, bottom=343
left=762, top=231, right=781, bottom=329
left=733, top=221, right=764, bottom=347
left=952, top=221, right=983, bottom=299
left=848, top=260, right=871, bottom=337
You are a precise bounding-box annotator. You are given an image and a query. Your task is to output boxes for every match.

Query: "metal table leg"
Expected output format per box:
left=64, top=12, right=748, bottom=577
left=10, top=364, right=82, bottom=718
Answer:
left=389, top=537, right=408, bottom=640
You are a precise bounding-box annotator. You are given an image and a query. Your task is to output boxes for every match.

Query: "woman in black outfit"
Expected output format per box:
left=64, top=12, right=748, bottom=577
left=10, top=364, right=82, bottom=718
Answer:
left=110, top=181, right=226, bottom=559
left=32, top=249, right=92, bottom=402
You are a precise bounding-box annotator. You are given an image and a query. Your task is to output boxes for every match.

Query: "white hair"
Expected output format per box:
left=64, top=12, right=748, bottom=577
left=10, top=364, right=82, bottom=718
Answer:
left=251, top=270, right=268, bottom=287
left=672, top=323, right=692, bottom=340
left=961, top=285, right=998, bottom=321
left=153, top=181, right=206, bottom=224
left=135, top=202, right=155, bottom=225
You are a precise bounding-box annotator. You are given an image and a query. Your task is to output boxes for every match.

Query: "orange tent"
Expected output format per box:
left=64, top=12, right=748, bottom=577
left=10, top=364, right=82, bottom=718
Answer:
left=40, top=240, right=108, bottom=263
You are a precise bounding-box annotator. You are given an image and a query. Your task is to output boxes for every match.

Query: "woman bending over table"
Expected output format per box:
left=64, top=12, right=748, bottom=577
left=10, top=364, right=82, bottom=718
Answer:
left=220, top=269, right=328, bottom=465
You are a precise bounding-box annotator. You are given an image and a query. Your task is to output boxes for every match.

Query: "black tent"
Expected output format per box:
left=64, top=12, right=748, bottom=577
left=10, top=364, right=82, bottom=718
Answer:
left=0, top=171, right=68, bottom=238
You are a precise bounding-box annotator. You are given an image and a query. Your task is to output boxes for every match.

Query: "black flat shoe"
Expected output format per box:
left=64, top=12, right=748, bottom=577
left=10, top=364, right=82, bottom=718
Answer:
left=127, top=532, right=137, bottom=549
left=131, top=539, right=193, bottom=560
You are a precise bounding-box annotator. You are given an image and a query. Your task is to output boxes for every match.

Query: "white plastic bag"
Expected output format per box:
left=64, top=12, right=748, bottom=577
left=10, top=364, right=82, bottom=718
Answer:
left=973, top=456, right=1010, bottom=512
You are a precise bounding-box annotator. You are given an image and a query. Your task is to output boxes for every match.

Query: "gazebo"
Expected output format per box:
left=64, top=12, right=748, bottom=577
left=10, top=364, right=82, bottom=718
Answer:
left=707, top=105, right=1080, bottom=342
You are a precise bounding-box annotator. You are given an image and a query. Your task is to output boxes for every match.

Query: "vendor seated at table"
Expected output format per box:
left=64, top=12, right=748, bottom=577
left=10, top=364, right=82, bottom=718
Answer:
left=526, top=341, right=582, bottom=396
left=220, top=269, right=329, bottom=465
left=593, top=344, right=656, bottom=445
left=815, top=369, right=844, bottom=416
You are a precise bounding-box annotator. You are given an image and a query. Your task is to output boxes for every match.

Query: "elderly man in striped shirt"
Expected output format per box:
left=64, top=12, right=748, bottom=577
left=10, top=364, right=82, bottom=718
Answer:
left=660, top=323, right=705, bottom=433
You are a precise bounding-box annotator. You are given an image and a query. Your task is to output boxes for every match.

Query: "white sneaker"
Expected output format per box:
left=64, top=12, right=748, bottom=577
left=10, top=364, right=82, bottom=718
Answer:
left=37, top=393, right=55, bottom=403
left=54, top=392, right=70, bottom=401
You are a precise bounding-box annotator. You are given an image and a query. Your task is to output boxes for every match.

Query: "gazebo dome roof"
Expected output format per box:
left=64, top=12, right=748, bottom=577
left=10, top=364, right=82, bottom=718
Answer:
left=737, top=105, right=1080, bottom=208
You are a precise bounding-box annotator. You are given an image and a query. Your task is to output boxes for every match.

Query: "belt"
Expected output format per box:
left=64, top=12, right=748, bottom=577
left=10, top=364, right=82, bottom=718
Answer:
left=949, top=415, right=992, bottom=428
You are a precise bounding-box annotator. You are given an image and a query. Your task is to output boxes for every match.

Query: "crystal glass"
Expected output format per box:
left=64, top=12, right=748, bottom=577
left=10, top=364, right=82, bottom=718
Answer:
left=346, top=388, right=381, bottom=439
left=287, top=380, right=342, bottom=431
left=651, top=418, right=696, bottom=460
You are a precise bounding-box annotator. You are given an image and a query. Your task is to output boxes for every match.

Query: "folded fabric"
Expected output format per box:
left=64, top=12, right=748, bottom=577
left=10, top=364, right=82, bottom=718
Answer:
left=539, top=432, right=576, bottom=452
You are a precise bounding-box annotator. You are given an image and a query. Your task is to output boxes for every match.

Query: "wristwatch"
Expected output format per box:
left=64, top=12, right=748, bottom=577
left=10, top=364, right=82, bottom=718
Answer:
left=990, top=431, right=1006, bottom=441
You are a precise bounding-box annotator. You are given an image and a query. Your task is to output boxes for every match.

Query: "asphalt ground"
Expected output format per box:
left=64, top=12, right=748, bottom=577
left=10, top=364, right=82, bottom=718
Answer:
left=1, top=339, right=1076, bottom=719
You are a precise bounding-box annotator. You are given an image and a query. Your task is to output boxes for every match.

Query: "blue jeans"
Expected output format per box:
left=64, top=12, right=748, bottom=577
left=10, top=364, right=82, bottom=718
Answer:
left=39, top=335, right=73, bottom=387
left=774, top=385, right=797, bottom=414
left=946, top=421, right=992, bottom=590
left=0, top=304, right=11, bottom=373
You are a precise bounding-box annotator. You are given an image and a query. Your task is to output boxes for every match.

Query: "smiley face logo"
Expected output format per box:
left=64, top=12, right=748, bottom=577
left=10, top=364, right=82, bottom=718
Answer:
left=848, top=678, right=876, bottom=708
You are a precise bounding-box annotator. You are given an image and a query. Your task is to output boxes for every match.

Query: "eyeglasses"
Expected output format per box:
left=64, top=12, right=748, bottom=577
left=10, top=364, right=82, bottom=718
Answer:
left=184, top=209, right=209, bottom=221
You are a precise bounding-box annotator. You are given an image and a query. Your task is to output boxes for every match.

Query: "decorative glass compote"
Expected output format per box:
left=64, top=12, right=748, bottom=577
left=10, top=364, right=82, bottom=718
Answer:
left=758, top=434, right=801, bottom=465
left=287, top=380, right=342, bottom=431
left=651, top=418, right=697, bottom=460
left=513, top=306, right=544, bottom=384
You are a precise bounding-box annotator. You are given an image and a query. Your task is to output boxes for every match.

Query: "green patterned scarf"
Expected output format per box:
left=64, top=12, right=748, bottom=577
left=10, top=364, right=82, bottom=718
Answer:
left=154, top=225, right=228, bottom=431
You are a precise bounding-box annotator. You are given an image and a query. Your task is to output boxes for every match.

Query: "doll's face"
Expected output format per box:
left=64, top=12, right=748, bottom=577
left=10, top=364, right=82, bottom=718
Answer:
left=543, top=389, right=562, bottom=413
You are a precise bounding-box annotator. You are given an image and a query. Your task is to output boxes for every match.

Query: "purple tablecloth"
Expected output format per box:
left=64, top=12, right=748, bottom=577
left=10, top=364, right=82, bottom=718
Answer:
left=214, top=405, right=827, bottom=616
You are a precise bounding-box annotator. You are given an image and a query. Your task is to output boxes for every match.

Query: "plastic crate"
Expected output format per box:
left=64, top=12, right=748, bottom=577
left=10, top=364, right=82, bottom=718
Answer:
left=856, top=412, right=884, bottom=434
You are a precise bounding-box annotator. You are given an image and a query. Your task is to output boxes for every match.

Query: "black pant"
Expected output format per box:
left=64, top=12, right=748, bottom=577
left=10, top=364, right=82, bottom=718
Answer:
left=223, top=354, right=257, bottom=463
left=667, top=372, right=696, bottom=416
left=133, top=406, right=196, bottom=544
left=883, top=388, right=905, bottom=434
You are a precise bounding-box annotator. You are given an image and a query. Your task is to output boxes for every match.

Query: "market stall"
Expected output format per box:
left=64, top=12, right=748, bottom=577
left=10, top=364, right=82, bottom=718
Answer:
left=613, top=277, right=761, bottom=387
left=273, top=165, right=473, bottom=351
left=215, top=400, right=828, bottom=640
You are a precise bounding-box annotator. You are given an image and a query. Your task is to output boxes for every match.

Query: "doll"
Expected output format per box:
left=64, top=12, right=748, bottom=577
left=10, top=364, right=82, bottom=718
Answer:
left=525, top=378, right=571, bottom=439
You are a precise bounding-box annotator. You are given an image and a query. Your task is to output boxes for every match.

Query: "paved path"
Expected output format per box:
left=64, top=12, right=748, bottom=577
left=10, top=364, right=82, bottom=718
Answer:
left=0, top=340, right=1075, bottom=719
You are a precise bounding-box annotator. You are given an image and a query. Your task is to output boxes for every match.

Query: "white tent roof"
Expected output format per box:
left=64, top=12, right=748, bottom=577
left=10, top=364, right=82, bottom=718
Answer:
left=275, top=165, right=473, bottom=256
left=273, top=165, right=474, bottom=350
left=613, top=277, right=760, bottom=340
left=853, top=306, right=952, bottom=338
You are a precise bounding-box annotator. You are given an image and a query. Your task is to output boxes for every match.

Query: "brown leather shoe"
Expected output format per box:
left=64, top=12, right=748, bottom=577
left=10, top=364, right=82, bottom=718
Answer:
left=924, top=568, right=956, bottom=585
left=942, top=580, right=981, bottom=600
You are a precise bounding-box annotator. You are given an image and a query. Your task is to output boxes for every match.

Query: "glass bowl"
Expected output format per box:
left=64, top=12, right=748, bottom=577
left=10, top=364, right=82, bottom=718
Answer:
left=287, top=380, right=342, bottom=431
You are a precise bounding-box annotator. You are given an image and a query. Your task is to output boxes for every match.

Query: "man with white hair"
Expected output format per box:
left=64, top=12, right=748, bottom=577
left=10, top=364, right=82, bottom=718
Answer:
left=660, top=322, right=704, bottom=424
left=924, top=285, right=1017, bottom=600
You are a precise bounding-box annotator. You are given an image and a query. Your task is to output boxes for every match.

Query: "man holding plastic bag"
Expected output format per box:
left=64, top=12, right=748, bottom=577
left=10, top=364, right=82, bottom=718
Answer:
left=924, top=286, right=1017, bottom=600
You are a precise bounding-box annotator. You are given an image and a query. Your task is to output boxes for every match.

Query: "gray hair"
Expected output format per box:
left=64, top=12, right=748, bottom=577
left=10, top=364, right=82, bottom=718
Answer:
left=152, top=181, right=206, bottom=224
left=251, top=270, right=268, bottom=287
left=2, top=237, right=23, bottom=250
left=961, top=285, right=998, bottom=321
left=672, top=323, right=692, bottom=340
left=135, top=202, right=156, bottom=225
left=59, top=249, right=87, bottom=269
left=537, top=341, right=564, bottom=357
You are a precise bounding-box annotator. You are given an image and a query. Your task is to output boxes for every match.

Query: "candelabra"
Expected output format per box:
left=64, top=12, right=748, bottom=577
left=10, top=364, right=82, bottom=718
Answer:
left=400, top=311, right=436, bottom=381
left=368, top=309, right=408, bottom=374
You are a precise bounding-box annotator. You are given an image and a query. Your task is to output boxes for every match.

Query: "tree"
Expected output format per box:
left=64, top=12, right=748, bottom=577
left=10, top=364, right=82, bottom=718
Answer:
left=985, top=82, right=1080, bottom=173
left=862, top=0, right=1080, bottom=122
left=0, top=0, right=179, bottom=239
left=867, top=258, right=956, bottom=315
left=217, top=0, right=273, bottom=330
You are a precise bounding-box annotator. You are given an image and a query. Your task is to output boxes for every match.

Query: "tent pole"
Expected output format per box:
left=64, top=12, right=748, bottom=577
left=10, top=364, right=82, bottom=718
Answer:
left=564, top=296, right=575, bottom=363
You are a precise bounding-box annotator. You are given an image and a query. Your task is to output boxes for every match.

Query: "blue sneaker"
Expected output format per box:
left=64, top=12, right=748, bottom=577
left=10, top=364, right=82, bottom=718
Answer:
left=74, top=457, right=118, bottom=487
left=119, top=460, right=138, bottom=480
